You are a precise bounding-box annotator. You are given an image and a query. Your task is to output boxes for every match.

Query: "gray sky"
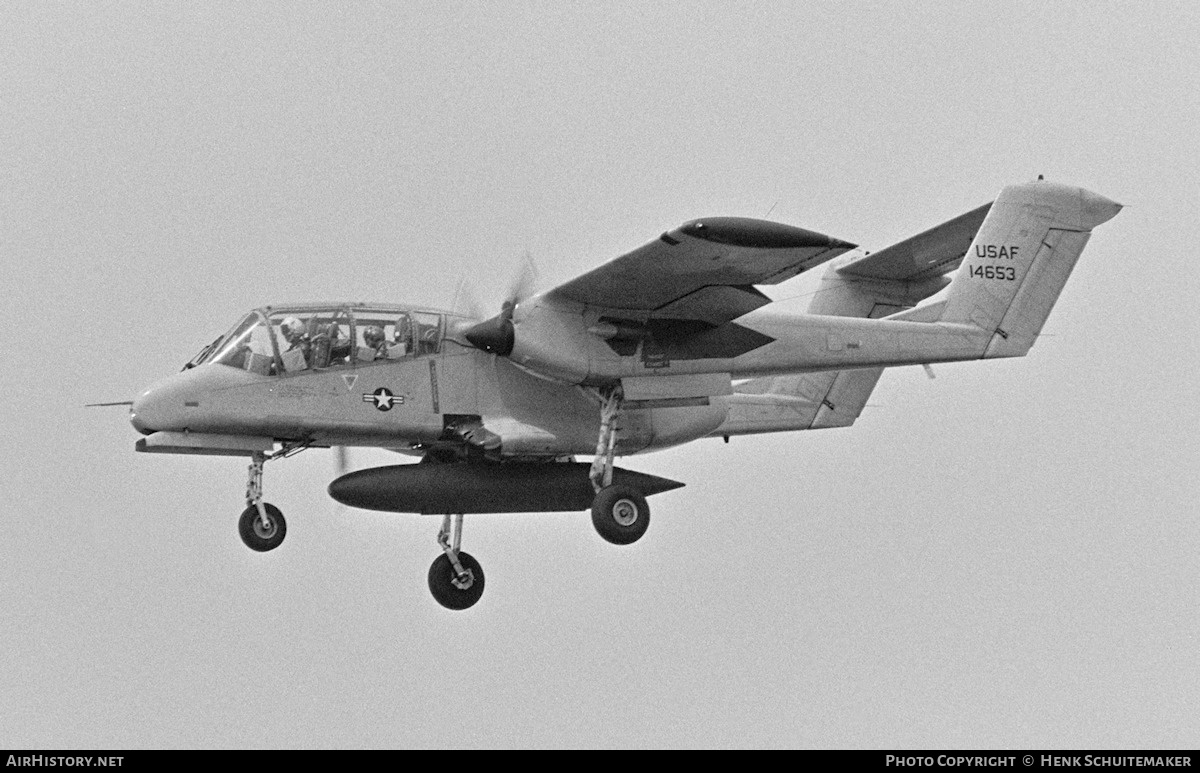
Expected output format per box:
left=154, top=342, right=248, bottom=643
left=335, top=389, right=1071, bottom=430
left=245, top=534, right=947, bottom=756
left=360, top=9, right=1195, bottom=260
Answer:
left=2, top=1, right=1197, bottom=748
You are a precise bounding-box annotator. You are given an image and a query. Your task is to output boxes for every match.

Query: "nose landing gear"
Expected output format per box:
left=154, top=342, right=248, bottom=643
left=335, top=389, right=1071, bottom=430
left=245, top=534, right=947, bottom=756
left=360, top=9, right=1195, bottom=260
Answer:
left=428, top=513, right=485, bottom=610
left=236, top=445, right=307, bottom=552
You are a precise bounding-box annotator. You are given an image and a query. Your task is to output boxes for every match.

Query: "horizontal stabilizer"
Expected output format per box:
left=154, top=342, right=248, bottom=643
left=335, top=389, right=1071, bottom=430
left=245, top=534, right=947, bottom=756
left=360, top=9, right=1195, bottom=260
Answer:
left=712, top=367, right=883, bottom=436
left=810, top=368, right=884, bottom=428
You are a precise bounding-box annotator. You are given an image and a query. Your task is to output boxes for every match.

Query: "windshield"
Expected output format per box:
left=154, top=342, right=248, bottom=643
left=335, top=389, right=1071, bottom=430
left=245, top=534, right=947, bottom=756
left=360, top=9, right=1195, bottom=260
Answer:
left=207, top=312, right=279, bottom=375
left=183, top=336, right=222, bottom=370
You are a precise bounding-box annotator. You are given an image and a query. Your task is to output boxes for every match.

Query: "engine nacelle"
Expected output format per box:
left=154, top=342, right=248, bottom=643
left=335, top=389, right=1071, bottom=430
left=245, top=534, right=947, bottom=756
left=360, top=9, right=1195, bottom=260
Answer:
left=505, top=298, right=595, bottom=384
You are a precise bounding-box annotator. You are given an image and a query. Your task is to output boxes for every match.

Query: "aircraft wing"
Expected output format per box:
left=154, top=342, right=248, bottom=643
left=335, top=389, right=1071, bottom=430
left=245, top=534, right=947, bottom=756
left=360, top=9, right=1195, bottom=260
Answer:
left=836, top=202, right=992, bottom=282
left=546, top=217, right=856, bottom=325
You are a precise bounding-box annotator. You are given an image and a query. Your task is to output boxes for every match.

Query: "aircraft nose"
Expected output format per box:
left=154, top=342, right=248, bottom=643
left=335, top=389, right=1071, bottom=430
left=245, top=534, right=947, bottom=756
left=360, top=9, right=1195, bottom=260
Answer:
left=129, top=402, right=152, bottom=435
left=130, top=371, right=200, bottom=435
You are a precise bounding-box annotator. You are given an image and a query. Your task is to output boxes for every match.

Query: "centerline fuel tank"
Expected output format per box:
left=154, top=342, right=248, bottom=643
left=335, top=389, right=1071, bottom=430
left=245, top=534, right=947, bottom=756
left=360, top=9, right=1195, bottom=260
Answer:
left=327, top=461, right=684, bottom=514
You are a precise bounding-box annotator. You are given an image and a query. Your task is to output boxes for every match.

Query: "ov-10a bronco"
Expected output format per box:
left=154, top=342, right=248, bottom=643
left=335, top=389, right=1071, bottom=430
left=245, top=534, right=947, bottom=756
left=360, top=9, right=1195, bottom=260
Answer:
left=121, top=179, right=1119, bottom=609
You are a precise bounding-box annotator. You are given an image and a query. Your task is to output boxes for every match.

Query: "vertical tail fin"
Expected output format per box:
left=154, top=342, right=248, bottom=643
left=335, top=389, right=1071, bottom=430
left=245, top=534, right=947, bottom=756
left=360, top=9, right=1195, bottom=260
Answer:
left=939, top=180, right=1121, bottom=358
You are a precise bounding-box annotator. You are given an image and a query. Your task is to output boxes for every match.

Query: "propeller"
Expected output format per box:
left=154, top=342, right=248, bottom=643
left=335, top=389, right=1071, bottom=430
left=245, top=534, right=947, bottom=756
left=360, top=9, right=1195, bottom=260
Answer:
left=331, top=444, right=350, bottom=516
left=450, top=275, right=483, bottom=321
left=463, top=252, right=539, bottom=357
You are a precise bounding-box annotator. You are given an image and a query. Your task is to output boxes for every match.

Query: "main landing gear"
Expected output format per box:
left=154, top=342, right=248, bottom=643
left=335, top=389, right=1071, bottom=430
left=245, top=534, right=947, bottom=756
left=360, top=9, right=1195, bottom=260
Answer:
left=588, top=387, right=650, bottom=545
left=428, top=513, right=484, bottom=610
left=237, top=445, right=307, bottom=552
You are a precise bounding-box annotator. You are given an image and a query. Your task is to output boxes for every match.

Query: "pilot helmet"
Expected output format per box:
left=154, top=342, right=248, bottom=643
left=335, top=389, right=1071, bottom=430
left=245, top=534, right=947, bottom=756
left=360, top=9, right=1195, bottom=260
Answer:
left=281, top=317, right=305, bottom=341
left=364, top=325, right=385, bottom=348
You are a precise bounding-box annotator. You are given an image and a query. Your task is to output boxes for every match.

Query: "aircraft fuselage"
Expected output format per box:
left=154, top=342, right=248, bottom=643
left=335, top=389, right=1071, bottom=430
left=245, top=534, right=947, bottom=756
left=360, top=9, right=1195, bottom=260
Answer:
left=132, top=338, right=729, bottom=458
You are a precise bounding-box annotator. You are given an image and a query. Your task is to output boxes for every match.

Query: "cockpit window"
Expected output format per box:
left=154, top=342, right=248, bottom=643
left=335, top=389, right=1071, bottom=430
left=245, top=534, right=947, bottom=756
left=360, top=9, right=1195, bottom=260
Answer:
left=270, top=308, right=354, bottom=372
left=353, top=311, right=414, bottom=362
left=201, top=306, right=446, bottom=375
left=208, top=312, right=278, bottom=374
left=413, top=312, right=442, bottom=355
left=183, top=335, right=222, bottom=370
left=344, top=309, right=441, bottom=363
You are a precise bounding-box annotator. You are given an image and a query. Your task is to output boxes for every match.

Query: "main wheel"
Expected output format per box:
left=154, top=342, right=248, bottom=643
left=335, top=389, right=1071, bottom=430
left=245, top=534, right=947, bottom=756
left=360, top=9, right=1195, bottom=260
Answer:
left=428, top=551, right=485, bottom=610
left=591, top=485, right=650, bottom=545
left=238, top=503, right=287, bottom=552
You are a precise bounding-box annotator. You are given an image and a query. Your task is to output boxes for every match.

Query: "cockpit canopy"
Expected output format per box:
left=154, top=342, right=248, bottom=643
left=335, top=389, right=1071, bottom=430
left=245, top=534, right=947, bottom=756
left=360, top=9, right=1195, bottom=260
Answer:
left=185, top=304, right=448, bottom=375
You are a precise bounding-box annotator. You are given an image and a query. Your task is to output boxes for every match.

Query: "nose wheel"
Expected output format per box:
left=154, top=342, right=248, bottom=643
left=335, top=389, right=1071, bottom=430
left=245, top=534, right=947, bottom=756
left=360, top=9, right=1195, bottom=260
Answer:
left=239, top=502, right=287, bottom=552
left=428, top=513, right=485, bottom=610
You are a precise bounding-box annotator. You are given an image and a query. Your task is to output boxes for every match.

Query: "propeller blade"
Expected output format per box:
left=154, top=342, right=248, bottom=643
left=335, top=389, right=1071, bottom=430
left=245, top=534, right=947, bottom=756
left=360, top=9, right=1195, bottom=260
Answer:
left=331, top=446, right=350, bottom=515
left=451, top=275, right=483, bottom=320
left=85, top=401, right=134, bottom=407
left=506, top=250, right=540, bottom=307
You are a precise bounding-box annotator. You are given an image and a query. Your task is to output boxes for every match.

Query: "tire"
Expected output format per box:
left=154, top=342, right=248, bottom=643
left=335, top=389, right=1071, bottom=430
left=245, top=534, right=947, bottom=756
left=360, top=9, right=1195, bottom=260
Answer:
left=428, top=551, right=485, bottom=610
left=591, top=485, right=650, bottom=545
left=238, top=503, right=287, bottom=552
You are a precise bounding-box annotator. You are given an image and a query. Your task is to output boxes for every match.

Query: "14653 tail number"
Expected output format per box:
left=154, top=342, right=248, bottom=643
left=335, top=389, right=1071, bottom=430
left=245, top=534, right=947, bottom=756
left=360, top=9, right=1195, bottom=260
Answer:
left=969, top=265, right=1016, bottom=281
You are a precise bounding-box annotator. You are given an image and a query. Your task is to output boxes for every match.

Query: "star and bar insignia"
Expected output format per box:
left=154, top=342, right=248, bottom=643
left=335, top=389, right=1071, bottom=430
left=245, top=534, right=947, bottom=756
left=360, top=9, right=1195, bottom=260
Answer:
left=362, top=387, right=404, bottom=411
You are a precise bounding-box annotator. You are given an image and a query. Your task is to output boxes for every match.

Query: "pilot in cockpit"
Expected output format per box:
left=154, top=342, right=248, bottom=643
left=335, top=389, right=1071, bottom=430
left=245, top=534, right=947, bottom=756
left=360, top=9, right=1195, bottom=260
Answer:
left=281, top=317, right=308, bottom=352
left=279, top=315, right=351, bottom=369
left=279, top=317, right=305, bottom=349
left=363, top=325, right=389, bottom=358
left=276, top=316, right=311, bottom=372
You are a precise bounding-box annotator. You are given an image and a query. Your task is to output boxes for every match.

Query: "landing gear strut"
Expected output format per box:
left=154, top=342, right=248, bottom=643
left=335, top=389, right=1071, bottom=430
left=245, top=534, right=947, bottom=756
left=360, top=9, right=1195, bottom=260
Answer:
left=589, top=387, right=650, bottom=545
left=236, top=445, right=307, bottom=552
left=239, top=451, right=286, bottom=551
left=428, top=513, right=485, bottom=610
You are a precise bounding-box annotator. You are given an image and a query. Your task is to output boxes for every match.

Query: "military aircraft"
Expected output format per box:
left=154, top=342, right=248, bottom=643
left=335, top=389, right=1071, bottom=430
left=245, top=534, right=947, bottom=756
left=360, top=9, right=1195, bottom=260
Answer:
left=121, top=179, right=1119, bottom=609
